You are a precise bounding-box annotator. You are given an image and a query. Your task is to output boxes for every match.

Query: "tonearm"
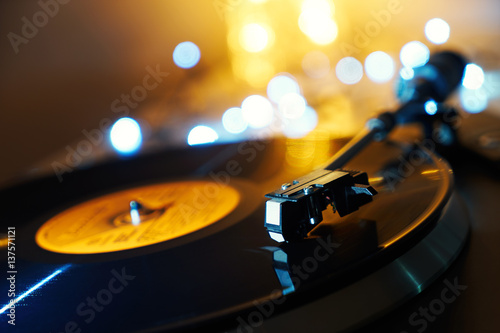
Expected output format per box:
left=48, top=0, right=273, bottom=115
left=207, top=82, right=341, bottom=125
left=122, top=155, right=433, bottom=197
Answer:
left=265, top=51, right=467, bottom=242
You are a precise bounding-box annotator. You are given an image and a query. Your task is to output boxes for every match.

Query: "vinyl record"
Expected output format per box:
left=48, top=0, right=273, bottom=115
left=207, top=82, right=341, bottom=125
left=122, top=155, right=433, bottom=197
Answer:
left=0, top=137, right=469, bottom=333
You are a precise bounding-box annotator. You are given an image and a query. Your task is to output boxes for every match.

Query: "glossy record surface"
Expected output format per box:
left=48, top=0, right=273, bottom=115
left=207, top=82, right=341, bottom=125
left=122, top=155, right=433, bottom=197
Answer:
left=0, top=137, right=461, bottom=332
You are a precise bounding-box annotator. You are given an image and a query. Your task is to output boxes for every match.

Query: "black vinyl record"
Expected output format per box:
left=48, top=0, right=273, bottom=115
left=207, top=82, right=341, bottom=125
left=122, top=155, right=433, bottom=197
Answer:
left=0, top=137, right=469, bottom=333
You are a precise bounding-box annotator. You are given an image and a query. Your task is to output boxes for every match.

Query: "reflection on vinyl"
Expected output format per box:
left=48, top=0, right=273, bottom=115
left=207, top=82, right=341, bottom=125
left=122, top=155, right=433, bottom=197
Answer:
left=0, top=135, right=468, bottom=333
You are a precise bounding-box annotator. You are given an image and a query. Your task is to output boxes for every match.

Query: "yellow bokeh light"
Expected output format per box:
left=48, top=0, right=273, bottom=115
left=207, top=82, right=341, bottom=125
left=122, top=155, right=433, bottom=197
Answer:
left=231, top=55, right=275, bottom=88
left=298, top=7, right=338, bottom=45
left=239, top=23, right=271, bottom=53
left=301, top=0, right=334, bottom=15
left=244, top=58, right=275, bottom=88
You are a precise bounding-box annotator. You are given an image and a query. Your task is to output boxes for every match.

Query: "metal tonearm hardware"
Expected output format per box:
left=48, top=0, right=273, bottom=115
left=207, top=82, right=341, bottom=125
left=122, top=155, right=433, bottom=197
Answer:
left=265, top=169, right=377, bottom=242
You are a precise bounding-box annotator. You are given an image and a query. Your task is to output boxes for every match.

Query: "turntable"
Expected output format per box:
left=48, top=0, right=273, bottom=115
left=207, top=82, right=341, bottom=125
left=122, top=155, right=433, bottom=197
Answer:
left=1, top=1, right=500, bottom=333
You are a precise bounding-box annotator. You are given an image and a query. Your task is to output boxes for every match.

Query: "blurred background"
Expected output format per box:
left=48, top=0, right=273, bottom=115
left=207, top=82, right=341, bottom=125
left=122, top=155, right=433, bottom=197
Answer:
left=1, top=0, right=500, bottom=185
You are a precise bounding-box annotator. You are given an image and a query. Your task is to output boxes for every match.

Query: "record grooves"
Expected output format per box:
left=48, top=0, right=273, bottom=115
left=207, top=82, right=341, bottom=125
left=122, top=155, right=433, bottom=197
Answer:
left=0, top=137, right=469, bottom=333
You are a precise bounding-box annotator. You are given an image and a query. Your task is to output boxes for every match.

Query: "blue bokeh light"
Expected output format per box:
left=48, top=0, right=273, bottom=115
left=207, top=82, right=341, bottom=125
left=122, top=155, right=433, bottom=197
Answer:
left=110, top=117, right=142, bottom=154
left=173, top=41, right=201, bottom=69
left=187, top=125, right=218, bottom=146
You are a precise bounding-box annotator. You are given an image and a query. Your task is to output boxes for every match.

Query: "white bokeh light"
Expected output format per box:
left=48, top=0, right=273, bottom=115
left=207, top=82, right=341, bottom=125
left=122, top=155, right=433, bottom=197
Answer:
left=299, top=13, right=338, bottom=45
left=222, top=107, right=248, bottom=134
left=282, top=106, right=319, bottom=138
left=364, top=51, right=395, bottom=83
left=173, top=41, right=201, bottom=69
left=400, top=41, right=430, bottom=68
left=425, top=18, right=450, bottom=45
left=462, top=64, right=485, bottom=90
left=278, top=93, right=307, bottom=119
left=335, top=57, right=363, bottom=85
left=239, top=23, right=269, bottom=53
left=298, top=0, right=337, bottom=45
left=241, top=95, right=274, bottom=128
left=400, top=67, right=415, bottom=80
left=110, top=117, right=142, bottom=154
left=460, top=87, right=488, bottom=113
left=187, top=125, right=219, bottom=146
left=424, top=99, right=438, bottom=115
left=267, top=75, right=301, bottom=104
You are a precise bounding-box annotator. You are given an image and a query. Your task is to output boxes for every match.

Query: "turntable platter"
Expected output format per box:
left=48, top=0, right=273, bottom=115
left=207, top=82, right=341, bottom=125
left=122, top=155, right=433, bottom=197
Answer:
left=0, top=137, right=468, bottom=332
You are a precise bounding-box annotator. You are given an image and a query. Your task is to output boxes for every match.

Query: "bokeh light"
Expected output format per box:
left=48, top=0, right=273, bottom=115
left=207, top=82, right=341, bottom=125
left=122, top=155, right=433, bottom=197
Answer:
left=424, top=18, right=450, bottom=45
left=301, top=0, right=334, bottom=13
left=110, top=117, right=142, bottom=154
left=400, top=67, right=415, bottom=80
left=187, top=125, right=219, bottom=146
left=222, top=107, right=248, bottom=134
left=302, top=50, right=330, bottom=78
left=335, top=57, right=363, bottom=85
left=241, top=95, right=274, bottom=128
left=267, top=74, right=301, bottom=104
left=278, top=93, right=307, bottom=119
left=400, top=41, right=430, bottom=68
left=299, top=0, right=337, bottom=45
left=364, top=51, right=395, bottom=83
left=239, top=23, right=270, bottom=53
left=282, top=106, right=319, bottom=138
left=462, top=63, right=485, bottom=90
left=299, top=14, right=338, bottom=45
left=173, top=41, right=201, bottom=69
left=460, top=87, right=488, bottom=113
left=243, top=58, right=275, bottom=88
left=424, top=99, right=438, bottom=115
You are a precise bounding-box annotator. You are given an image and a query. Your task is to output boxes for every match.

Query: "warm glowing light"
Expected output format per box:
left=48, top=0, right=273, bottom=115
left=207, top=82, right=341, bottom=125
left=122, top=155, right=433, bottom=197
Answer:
left=425, top=18, right=450, bottom=45
left=239, top=23, right=270, bottom=53
left=301, top=0, right=334, bottom=14
left=364, top=51, right=395, bottom=83
left=267, top=75, right=301, bottom=104
left=173, top=41, right=201, bottom=69
left=424, top=99, right=438, bottom=115
left=400, top=41, right=430, bottom=68
left=243, top=58, right=275, bottom=88
left=279, top=93, right=307, bottom=119
left=222, top=107, right=248, bottom=134
left=282, top=106, right=319, bottom=138
left=462, top=63, right=485, bottom=90
left=400, top=67, right=415, bottom=80
left=460, top=87, right=488, bottom=113
left=299, top=11, right=338, bottom=45
left=302, top=50, right=330, bottom=78
left=336, top=57, right=363, bottom=85
left=187, top=125, right=219, bottom=145
left=110, top=117, right=142, bottom=154
left=241, top=95, right=274, bottom=128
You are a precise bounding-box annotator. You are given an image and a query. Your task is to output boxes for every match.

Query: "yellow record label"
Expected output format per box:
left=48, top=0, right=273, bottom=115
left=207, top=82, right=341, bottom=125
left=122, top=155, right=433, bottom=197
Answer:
left=36, top=181, right=240, bottom=254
